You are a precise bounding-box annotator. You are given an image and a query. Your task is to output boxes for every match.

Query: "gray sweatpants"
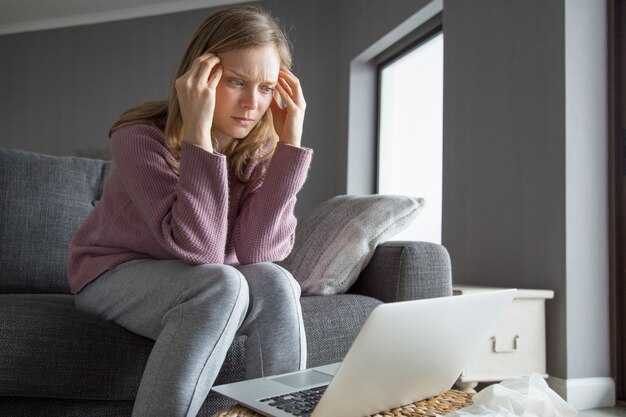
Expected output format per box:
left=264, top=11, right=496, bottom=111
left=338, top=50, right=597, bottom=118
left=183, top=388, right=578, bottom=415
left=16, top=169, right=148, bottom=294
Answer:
left=75, top=259, right=307, bottom=417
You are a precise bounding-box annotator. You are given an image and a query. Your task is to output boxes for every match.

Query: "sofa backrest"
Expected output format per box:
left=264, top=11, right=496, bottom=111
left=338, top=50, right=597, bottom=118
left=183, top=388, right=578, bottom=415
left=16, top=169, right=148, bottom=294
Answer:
left=0, top=147, right=110, bottom=294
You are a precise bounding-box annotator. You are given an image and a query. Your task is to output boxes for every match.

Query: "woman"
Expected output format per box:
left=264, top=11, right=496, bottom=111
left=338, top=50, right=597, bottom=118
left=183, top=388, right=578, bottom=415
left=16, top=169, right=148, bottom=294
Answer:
left=67, top=5, right=311, bottom=417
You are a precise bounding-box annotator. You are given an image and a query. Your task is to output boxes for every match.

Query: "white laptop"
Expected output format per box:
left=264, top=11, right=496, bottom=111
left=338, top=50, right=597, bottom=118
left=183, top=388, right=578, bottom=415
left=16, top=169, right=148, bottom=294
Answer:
left=213, top=289, right=517, bottom=417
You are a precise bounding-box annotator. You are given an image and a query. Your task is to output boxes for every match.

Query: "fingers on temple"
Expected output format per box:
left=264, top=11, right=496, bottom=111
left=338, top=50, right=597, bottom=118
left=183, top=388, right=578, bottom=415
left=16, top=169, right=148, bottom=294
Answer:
left=278, top=69, right=305, bottom=107
left=207, top=65, right=223, bottom=89
left=276, top=82, right=296, bottom=108
left=192, top=53, right=221, bottom=81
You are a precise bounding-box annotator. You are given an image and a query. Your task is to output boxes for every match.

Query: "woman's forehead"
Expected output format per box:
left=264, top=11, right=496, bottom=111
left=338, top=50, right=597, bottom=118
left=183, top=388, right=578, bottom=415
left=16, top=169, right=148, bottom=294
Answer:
left=219, top=46, right=280, bottom=82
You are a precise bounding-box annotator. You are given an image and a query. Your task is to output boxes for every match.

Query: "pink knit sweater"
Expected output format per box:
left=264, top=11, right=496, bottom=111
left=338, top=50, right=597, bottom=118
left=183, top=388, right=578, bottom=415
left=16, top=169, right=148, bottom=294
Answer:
left=67, top=124, right=312, bottom=294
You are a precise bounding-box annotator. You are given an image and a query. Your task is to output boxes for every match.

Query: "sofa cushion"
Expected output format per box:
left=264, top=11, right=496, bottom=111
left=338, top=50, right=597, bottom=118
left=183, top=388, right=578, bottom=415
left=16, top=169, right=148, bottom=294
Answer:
left=278, top=194, right=423, bottom=295
left=0, top=294, right=150, bottom=400
left=300, top=294, right=382, bottom=367
left=0, top=148, right=109, bottom=293
left=0, top=293, right=380, bottom=402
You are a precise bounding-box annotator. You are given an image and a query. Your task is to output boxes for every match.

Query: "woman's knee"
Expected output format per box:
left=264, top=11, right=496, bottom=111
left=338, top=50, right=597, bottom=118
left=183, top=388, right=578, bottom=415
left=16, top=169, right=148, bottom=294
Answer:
left=185, top=264, right=249, bottom=306
left=238, top=263, right=301, bottom=299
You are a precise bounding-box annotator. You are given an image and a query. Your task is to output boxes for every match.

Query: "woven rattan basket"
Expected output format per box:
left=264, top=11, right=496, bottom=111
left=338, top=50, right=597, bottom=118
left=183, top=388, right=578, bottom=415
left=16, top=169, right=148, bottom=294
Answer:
left=211, top=389, right=474, bottom=417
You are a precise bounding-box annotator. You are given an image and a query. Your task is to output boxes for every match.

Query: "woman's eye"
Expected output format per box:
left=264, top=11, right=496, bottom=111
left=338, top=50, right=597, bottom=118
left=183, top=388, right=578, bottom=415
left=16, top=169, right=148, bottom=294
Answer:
left=229, top=79, right=244, bottom=87
left=261, top=85, right=275, bottom=94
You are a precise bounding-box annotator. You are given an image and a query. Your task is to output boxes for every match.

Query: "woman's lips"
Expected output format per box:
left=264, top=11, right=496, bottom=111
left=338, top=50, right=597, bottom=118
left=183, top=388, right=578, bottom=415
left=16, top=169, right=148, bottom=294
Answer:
left=232, top=116, right=255, bottom=126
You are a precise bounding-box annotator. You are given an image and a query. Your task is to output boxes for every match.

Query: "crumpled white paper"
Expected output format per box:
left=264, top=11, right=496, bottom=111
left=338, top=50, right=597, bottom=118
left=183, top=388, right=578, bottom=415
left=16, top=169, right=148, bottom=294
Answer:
left=446, top=374, right=578, bottom=417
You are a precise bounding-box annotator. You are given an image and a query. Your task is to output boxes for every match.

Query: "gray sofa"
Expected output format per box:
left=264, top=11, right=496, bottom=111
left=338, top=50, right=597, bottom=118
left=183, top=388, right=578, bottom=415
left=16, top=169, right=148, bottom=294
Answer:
left=0, top=147, right=452, bottom=417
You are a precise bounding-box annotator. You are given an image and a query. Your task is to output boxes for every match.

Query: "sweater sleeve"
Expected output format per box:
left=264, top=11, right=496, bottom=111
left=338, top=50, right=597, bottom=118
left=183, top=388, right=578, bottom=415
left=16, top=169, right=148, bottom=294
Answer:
left=232, top=143, right=313, bottom=264
left=110, top=124, right=229, bottom=264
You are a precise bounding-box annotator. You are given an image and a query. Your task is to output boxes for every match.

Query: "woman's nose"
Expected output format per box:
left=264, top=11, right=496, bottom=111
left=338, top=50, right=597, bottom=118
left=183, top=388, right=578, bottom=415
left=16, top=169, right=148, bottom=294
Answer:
left=240, top=89, right=258, bottom=110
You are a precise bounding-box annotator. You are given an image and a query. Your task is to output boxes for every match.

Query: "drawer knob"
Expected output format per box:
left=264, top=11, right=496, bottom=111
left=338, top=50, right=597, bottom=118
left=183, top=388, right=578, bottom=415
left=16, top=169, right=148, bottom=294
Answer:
left=491, top=335, right=520, bottom=353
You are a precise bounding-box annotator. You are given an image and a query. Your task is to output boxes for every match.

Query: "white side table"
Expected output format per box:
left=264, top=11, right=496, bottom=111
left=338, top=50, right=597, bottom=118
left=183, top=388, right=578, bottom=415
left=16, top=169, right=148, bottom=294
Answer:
left=452, top=285, right=554, bottom=393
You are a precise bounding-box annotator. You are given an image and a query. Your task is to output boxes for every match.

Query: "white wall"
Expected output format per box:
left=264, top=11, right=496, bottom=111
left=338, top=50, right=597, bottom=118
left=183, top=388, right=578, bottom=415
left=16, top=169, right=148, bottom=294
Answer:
left=565, top=0, right=609, bottom=380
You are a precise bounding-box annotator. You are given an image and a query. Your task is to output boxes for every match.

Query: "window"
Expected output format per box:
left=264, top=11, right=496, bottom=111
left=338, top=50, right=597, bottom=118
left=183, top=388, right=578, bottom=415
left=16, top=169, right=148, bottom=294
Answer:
left=377, top=27, right=444, bottom=244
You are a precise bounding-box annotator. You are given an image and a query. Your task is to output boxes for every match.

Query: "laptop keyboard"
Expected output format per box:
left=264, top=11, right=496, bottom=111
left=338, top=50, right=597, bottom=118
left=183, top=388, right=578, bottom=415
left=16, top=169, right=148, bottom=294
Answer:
left=259, top=385, right=328, bottom=416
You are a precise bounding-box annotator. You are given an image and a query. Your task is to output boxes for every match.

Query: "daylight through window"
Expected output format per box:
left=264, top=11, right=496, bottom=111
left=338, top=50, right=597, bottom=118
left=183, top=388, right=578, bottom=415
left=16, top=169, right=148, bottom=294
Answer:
left=377, top=31, right=443, bottom=243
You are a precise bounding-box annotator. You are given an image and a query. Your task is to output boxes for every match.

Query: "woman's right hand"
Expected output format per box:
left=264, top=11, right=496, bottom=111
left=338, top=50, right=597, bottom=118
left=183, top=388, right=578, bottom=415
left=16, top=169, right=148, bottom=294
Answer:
left=175, top=52, right=223, bottom=152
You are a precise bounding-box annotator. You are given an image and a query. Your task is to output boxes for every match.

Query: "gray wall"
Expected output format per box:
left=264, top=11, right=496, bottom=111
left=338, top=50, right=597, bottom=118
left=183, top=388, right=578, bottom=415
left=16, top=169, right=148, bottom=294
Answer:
left=0, top=0, right=424, bottom=219
left=0, top=0, right=611, bottom=382
left=0, top=12, right=195, bottom=157
left=443, top=0, right=568, bottom=377
left=443, top=0, right=609, bottom=380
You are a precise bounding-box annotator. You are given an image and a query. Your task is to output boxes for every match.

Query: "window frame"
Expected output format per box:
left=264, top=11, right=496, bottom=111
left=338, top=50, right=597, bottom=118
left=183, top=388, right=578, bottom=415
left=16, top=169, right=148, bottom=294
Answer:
left=374, top=14, right=443, bottom=193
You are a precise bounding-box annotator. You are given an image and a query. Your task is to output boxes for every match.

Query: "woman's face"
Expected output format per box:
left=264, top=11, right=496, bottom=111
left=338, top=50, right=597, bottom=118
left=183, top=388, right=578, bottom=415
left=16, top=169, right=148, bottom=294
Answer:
left=213, top=45, right=281, bottom=146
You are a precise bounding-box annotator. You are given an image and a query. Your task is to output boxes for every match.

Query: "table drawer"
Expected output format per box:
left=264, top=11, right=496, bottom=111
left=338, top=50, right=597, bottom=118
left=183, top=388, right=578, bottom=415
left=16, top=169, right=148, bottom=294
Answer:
left=460, top=297, right=547, bottom=382
left=454, top=286, right=554, bottom=392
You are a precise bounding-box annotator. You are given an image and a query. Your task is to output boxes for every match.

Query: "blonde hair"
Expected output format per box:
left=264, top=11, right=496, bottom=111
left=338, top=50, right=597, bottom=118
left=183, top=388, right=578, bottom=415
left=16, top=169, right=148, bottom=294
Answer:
left=110, top=5, right=293, bottom=183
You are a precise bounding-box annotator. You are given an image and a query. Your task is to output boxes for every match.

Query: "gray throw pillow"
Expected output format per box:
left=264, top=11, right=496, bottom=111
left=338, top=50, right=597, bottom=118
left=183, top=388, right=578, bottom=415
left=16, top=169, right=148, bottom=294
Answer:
left=278, top=194, right=424, bottom=295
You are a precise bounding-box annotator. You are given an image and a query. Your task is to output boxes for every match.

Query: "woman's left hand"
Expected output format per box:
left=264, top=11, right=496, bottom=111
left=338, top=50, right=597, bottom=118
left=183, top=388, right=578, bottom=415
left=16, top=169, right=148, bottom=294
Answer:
left=270, top=68, right=306, bottom=147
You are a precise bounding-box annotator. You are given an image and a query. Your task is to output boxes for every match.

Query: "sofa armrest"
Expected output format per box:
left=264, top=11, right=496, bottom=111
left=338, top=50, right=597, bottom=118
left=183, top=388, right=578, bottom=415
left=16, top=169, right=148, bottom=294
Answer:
left=348, top=241, right=452, bottom=303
